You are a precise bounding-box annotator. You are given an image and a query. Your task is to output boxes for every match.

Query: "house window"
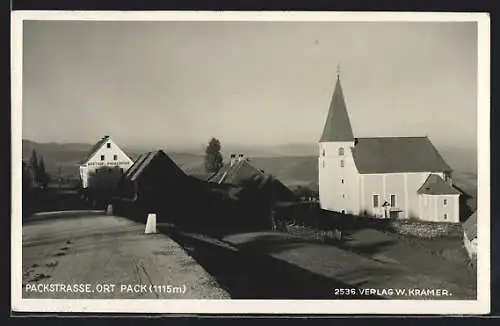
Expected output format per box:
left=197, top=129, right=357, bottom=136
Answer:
left=444, top=214, right=448, bottom=220
left=339, top=147, right=344, bottom=156
left=341, top=179, right=344, bottom=184
left=322, top=160, right=325, bottom=168
left=390, top=195, right=396, bottom=207
left=373, top=195, right=379, bottom=208
left=443, top=199, right=447, bottom=206
left=100, top=155, right=105, bottom=161
left=114, top=155, right=118, bottom=161
left=322, top=149, right=325, bottom=156
left=341, top=210, right=346, bottom=214
left=342, top=194, right=345, bottom=198
left=107, top=143, right=111, bottom=148
left=340, top=160, right=345, bottom=168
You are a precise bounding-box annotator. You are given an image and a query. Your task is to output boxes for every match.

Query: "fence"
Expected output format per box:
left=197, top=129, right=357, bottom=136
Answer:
left=271, top=202, right=346, bottom=243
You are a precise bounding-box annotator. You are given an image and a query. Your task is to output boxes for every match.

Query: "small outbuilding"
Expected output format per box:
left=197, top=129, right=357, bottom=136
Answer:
left=115, top=150, right=198, bottom=223
left=463, top=211, right=477, bottom=267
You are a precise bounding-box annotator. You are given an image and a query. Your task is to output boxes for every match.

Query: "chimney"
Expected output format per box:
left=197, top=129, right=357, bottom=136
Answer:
left=238, top=154, right=244, bottom=162
left=230, top=154, right=237, bottom=166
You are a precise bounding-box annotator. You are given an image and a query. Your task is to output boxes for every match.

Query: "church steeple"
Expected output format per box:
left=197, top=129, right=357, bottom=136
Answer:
left=319, top=71, right=354, bottom=142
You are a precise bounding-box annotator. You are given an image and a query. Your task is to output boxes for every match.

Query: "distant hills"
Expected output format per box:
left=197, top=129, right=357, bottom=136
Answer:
left=21, top=139, right=477, bottom=206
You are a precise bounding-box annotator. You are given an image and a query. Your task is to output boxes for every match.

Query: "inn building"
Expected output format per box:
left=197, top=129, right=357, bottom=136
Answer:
left=79, top=136, right=134, bottom=188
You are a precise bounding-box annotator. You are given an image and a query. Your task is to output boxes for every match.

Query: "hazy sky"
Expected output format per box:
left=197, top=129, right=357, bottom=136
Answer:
left=22, top=20, right=477, bottom=151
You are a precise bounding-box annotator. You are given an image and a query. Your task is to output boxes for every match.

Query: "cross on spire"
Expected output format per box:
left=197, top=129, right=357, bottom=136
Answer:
left=336, top=64, right=341, bottom=80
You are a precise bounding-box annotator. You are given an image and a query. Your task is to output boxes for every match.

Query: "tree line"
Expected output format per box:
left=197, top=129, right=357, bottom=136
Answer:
left=26, top=150, right=51, bottom=189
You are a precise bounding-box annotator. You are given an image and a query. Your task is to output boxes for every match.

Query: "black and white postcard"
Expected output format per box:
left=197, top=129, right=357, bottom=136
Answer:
left=11, top=11, right=490, bottom=314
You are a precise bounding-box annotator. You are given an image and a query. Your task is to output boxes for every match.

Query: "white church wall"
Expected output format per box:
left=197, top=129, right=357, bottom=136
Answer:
left=319, top=141, right=359, bottom=214
left=435, top=194, right=460, bottom=223
left=361, top=174, right=383, bottom=217
left=385, top=174, right=406, bottom=218
left=420, top=194, right=435, bottom=221
left=407, top=172, right=430, bottom=219
left=359, top=172, right=439, bottom=220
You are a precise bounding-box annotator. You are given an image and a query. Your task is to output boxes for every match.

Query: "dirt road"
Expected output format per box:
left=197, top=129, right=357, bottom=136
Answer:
left=21, top=211, right=230, bottom=299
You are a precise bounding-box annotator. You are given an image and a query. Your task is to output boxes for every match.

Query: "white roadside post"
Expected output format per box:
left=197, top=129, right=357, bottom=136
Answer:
left=145, top=213, right=157, bottom=234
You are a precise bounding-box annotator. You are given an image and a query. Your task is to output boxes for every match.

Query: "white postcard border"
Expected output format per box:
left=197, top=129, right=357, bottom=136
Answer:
left=11, top=10, right=491, bottom=315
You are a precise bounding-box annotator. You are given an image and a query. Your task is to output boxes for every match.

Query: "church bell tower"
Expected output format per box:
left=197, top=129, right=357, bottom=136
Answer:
left=318, top=70, right=359, bottom=214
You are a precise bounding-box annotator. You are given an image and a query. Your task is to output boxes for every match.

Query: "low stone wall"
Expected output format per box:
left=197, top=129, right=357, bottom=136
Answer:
left=386, top=219, right=463, bottom=239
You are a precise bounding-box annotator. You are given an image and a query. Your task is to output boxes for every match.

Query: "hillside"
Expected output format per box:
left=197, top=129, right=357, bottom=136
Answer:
left=21, top=139, right=477, bottom=207
left=22, top=139, right=202, bottom=180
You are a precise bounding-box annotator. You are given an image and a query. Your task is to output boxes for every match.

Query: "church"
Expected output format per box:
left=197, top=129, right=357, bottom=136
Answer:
left=318, top=73, right=461, bottom=223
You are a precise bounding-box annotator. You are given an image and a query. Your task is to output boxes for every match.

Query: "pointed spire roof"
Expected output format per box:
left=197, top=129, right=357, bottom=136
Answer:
left=319, top=75, right=355, bottom=142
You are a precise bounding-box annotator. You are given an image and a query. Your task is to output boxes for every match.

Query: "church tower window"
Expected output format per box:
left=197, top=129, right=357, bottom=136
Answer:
left=339, top=147, right=344, bottom=156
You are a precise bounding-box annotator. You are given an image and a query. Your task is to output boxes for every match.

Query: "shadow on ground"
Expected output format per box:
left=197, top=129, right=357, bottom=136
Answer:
left=158, top=225, right=383, bottom=300
left=220, top=231, right=398, bottom=261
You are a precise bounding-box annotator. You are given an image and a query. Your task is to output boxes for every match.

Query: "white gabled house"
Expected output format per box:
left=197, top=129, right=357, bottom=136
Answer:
left=79, top=136, right=133, bottom=188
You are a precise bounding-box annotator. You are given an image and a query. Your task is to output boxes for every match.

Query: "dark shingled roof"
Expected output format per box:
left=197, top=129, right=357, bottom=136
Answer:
left=319, top=77, right=355, bottom=142
left=210, top=159, right=265, bottom=185
left=417, top=174, right=461, bottom=195
left=463, top=211, right=477, bottom=239
left=124, top=150, right=186, bottom=182
left=352, top=137, right=453, bottom=174
left=209, top=158, right=297, bottom=201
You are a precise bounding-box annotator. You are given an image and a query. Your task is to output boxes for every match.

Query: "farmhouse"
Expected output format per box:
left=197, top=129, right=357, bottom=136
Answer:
left=207, top=154, right=298, bottom=230
left=79, top=136, right=133, bottom=188
left=210, top=153, right=297, bottom=203
left=318, top=73, right=461, bottom=222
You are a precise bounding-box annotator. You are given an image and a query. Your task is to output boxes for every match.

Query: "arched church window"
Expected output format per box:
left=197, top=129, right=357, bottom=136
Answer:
left=339, top=147, right=344, bottom=156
